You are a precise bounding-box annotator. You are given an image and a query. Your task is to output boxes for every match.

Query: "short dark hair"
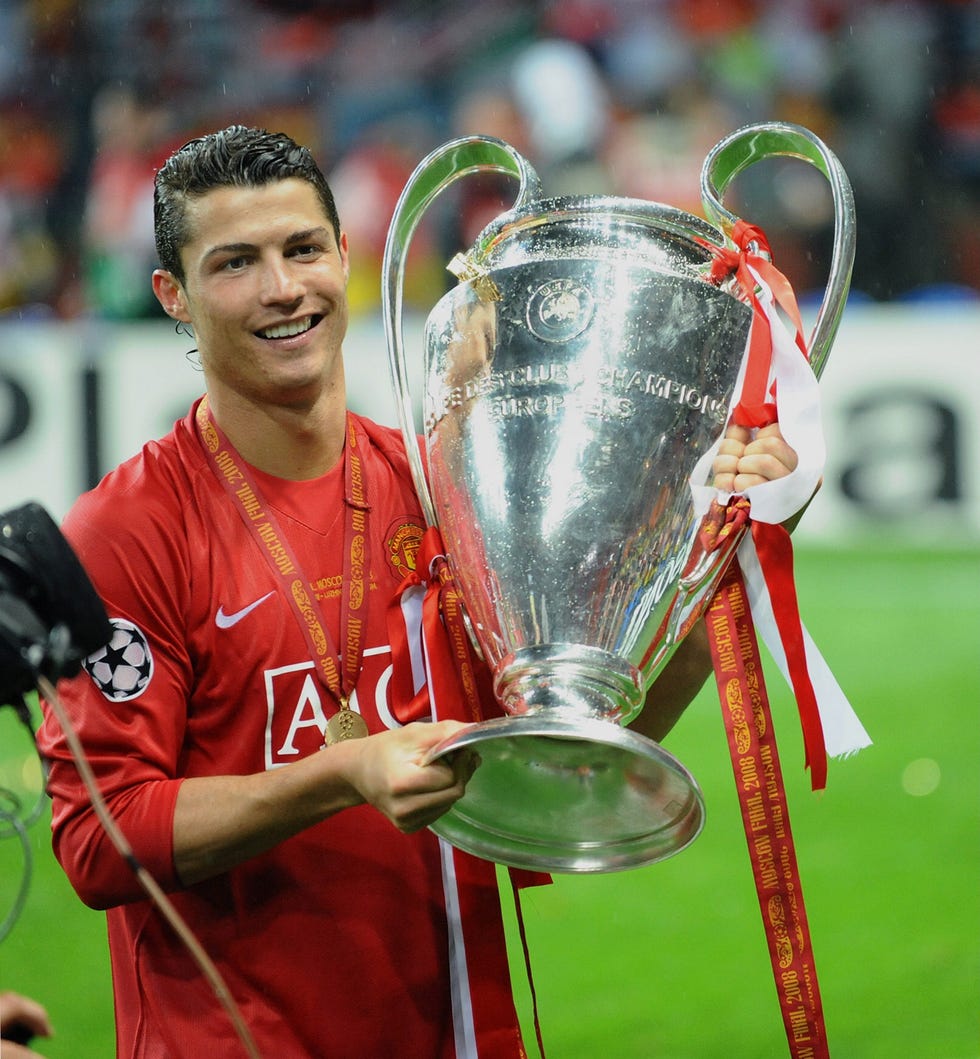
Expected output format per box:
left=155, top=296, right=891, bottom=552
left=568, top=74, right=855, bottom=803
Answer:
left=153, top=125, right=341, bottom=283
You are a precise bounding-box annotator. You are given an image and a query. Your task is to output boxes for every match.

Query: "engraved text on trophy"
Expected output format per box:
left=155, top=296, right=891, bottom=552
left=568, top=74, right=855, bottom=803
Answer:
left=427, top=361, right=728, bottom=429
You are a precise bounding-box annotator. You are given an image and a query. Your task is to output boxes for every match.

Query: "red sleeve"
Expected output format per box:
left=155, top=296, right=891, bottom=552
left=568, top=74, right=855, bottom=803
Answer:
left=36, top=456, right=194, bottom=909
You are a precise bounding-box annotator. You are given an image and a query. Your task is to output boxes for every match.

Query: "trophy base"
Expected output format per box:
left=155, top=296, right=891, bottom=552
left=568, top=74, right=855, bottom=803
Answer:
left=425, top=715, right=705, bottom=873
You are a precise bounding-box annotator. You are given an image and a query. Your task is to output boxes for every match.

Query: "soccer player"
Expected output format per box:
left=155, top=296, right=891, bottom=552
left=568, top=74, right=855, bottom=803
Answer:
left=38, top=125, right=798, bottom=1058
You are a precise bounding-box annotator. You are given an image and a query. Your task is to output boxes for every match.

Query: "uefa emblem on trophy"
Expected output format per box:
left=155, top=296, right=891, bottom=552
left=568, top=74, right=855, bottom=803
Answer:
left=382, top=122, right=855, bottom=873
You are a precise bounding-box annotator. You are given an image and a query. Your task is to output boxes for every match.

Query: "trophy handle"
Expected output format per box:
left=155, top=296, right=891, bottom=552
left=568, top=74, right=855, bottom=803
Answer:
left=700, top=121, right=856, bottom=380
left=381, top=136, right=543, bottom=526
left=640, top=124, right=856, bottom=686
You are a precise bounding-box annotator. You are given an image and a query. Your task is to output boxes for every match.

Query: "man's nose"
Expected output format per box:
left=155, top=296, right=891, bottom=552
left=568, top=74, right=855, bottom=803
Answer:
left=260, top=258, right=303, bottom=304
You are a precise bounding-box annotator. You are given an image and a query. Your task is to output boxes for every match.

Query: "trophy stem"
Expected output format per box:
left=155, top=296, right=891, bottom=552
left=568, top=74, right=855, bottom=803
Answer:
left=421, top=643, right=704, bottom=873
left=495, top=643, right=644, bottom=726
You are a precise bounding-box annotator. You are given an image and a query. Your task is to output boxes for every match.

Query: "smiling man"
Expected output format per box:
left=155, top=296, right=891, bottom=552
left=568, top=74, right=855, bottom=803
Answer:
left=38, top=125, right=798, bottom=1059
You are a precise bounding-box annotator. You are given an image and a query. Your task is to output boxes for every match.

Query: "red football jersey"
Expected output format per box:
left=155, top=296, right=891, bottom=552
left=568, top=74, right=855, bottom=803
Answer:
left=38, top=400, right=527, bottom=1058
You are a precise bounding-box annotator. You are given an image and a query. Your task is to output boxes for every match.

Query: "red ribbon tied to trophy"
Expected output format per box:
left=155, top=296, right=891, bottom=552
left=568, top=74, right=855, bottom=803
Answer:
left=695, top=218, right=870, bottom=790
left=706, top=219, right=808, bottom=430
left=386, top=524, right=493, bottom=726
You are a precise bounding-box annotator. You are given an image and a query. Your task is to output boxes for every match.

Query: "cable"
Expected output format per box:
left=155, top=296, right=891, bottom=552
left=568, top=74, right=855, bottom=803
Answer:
left=0, top=788, right=33, bottom=944
left=0, top=699, right=47, bottom=944
left=37, top=675, right=262, bottom=1059
left=0, top=703, right=49, bottom=838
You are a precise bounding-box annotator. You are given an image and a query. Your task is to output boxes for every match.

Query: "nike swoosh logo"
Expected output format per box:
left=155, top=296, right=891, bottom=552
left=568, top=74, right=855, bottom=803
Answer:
left=215, top=591, right=275, bottom=629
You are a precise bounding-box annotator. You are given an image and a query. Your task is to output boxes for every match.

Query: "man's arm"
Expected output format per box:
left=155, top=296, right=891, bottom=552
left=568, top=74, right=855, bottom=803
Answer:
left=629, top=621, right=712, bottom=742
left=42, top=484, right=487, bottom=902
left=172, top=721, right=477, bottom=886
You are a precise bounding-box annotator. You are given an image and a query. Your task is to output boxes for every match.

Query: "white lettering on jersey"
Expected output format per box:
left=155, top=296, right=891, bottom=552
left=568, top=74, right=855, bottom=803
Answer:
left=262, top=647, right=410, bottom=770
left=371, top=658, right=399, bottom=732
left=264, top=662, right=322, bottom=769
left=275, top=671, right=329, bottom=757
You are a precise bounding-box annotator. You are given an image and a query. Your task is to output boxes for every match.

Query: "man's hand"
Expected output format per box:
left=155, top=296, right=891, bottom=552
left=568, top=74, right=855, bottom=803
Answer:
left=0, top=991, right=54, bottom=1058
left=711, top=422, right=798, bottom=492
left=342, top=721, right=479, bottom=833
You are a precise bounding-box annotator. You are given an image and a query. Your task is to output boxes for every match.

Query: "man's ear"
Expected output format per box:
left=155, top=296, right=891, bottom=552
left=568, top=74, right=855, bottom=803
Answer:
left=339, top=230, right=350, bottom=283
left=152, top=269, right=191, bottom=323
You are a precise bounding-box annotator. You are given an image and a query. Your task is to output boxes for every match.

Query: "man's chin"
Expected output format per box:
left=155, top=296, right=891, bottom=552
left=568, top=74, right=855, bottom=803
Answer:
left=266, top=372, right=343, bottom=411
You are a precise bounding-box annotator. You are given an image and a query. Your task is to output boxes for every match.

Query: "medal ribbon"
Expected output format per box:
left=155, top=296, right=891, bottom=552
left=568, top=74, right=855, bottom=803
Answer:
left=195, top=397, right=371, bottom=715
left=707, top=556, right=829, bottom=1059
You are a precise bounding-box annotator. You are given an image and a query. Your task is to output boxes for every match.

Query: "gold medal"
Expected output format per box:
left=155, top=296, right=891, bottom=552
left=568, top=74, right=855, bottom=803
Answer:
left=325, top=708, right=370, bottom=744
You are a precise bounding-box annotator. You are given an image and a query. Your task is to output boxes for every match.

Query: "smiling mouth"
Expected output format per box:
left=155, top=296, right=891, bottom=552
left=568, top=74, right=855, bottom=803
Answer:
left=256, top=315, right=322, bottom=340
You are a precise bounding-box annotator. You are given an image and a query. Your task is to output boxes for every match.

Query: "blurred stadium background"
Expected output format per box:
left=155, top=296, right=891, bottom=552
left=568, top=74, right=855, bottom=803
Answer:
left=1, top=1, right=978, bottom=1056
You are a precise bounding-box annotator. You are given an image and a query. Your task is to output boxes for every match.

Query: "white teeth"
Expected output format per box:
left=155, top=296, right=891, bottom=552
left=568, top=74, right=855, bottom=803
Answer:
left=259, top=316, right=313, bottom=339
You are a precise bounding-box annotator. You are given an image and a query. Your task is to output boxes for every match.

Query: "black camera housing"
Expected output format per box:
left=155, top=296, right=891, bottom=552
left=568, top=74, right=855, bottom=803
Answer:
left=0, top=502, right=111, bottom=705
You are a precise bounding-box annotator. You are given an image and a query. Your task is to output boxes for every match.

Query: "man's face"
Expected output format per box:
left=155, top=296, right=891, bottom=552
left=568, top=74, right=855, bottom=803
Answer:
left=153, top=178, right=350, bottom=412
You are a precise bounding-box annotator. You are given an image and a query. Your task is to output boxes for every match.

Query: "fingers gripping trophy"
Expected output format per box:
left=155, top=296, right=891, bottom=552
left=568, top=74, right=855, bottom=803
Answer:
left=382, top=123, right=857, bottom=875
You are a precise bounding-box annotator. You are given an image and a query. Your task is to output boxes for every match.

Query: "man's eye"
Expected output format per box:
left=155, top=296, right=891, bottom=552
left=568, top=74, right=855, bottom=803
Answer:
left=223, top=256, right=250, bottom=271
left=291, top=244, right=322, bottom=258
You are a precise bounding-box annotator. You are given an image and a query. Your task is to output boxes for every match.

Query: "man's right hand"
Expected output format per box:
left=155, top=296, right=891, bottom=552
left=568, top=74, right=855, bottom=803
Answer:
left=341, top=720, right=479, bottom=833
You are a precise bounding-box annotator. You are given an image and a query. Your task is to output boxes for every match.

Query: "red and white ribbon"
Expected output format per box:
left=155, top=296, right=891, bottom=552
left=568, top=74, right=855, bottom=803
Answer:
left=691, top=225, right=870, bottom=786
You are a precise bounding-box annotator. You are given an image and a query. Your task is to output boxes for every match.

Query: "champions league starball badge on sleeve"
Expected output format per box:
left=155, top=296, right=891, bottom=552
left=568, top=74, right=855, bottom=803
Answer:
left=382, top=123, right=867, bottom=878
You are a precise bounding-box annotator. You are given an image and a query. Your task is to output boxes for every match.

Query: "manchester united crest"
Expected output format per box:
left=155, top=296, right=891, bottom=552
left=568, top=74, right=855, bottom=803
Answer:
left=385, top=517, right=424, bottom=580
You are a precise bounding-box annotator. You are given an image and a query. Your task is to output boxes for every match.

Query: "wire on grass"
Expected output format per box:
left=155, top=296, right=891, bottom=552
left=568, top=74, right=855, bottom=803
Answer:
left=0, top=788, right=33, bottom=944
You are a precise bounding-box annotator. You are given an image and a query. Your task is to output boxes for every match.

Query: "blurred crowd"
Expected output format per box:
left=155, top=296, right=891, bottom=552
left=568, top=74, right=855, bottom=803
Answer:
left=0, top=0, right=978, bottom=320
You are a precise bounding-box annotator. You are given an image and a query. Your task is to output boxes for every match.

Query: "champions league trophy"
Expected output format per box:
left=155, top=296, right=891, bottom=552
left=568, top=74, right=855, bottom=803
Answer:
left=382, top=123, right=854, bottom=873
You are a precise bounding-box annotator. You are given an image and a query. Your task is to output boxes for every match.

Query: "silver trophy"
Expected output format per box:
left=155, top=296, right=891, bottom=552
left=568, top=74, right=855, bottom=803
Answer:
left=382, top=123, right=854, bottom=873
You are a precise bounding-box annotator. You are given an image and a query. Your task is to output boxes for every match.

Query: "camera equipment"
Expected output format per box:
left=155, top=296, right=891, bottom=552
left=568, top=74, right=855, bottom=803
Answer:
left=0, top=501, right=111, bottom=709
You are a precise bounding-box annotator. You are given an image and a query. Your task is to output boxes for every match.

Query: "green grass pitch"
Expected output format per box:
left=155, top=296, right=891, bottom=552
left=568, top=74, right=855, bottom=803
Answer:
left=1, top=544, right=977, bottom=1058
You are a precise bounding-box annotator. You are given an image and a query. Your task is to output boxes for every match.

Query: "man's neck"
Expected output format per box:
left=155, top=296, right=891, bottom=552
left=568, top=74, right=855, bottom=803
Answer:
left=205, top=388, right=347, bottom=480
